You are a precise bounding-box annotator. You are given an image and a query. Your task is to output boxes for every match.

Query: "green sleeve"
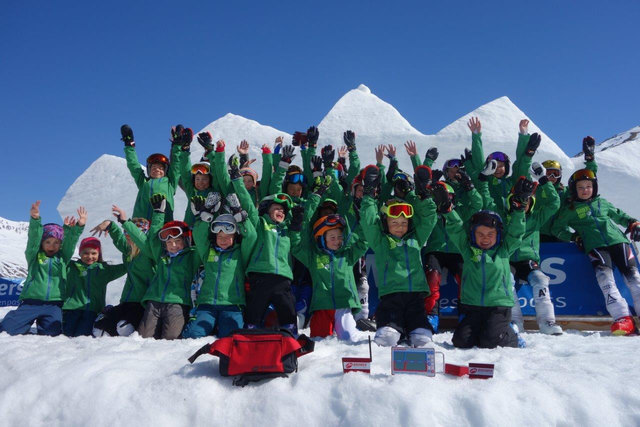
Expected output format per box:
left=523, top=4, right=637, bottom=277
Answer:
left=606, top=199, right=635, bottom=227
left=61, top=224, right=83, bottom=263
left=291, top=195, right=321, bottom=268
left=549, top=206, right=574, bottom=242
left=443, top=209, right=468, bottom=255
left=259, top=152, right=273, bottom=200
left=531, top=182, right=560, bottom=227
left=124, top=146, right=146, bottom=189
left=268, top=159, right=288, bottom=196
left=471, top=133, right=485, bottom=173
left=125, top=212, right=164, bottom=261
left=457, top=187, right=484, bottom=222
left=178, top=149, right=195, bottom=199
left=108, top=221, right=130, bottom=256
left=359, top=195, right=385, bottom=252
left=585, top=158, right=598, bottom=174
left=515, top=133, right=529, bottom=160
left=25, top=217, right=43, bottom=263
left=104, top=263, right=128, bottom=282
left=301, top=148, right=313, bottom=185
left=232, top=177, right=259, bottom=227
left=405, top=192, right=437, bottom=246
left=503, top=210, right=526, bottom=256
left=410, top=154, right=421, bottom=171
left=167, top=144, right=182, bottom=190
left=239, top=218, right=258, bottom=265
left=192, top=219, right=211, bottom=261
left=512, top=133, right=533, bottom=179
left=346, top=151, right=361, bottom=185
left=423, top=156, right=434, bottom=168
left=345, top=232, right=369, bottom=265
left=324, top=167, right=343, bottom=202
left=209, top=150, right=233, bottom=197
left=477, top=179, right=497, bottom=211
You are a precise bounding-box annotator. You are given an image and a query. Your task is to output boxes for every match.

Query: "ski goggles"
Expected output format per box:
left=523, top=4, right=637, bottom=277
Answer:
left=271, top=193, right=293, bottom=209
left=542, top=160, right=562, bottom=171
left=158, top=226, right=185, bottom=241
left=126, top=218, right=150, bottom=235
left=286, top=172, right=306, bottom=184
left=392, top=172, right=410, bottom=182
left=487, top=152, right=508, bottom=162
left=443, top=159, right=462, bottom=170
left=571, top=169, right=596, bottom=182
left=471, top=211, right=502, bottom=229
left=191, top=163, right=210, bottom=175
left=383, top=202, right=414, bottom=218
left=211, top=221, right=237, bottom=234
left=545, top=169, right=561, bottom=179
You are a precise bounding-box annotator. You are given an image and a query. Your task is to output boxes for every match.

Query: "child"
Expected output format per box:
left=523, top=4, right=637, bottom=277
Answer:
left=62, top=237, right=127, bottom=337
left=551, top=168, right=640, bottom=335
left=360, top=165, right=437, bottom=347
left=439, top=178, right=531, bottom=349
left=0, top=202, right=84, bottom=336
left=120, top=124, right=183, bottom=221
left=90, top=210, right=157, bottom=337
left=291, top=186, right=369, bottom=341
left=123, top=194, right=200, bottom=339
left=182, top=196, right=256, bottom=338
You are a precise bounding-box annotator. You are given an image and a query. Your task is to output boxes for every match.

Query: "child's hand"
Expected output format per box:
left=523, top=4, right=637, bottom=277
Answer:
left=91, top=220, right=112, bottom=237
left=404, top=140, right=417, bottom=157
left=338, top=146, right=348, bottom=159
left=375, top=145, right=385, bottom=164
left=30, top=200, right=41, bottom=220
left=386, top=144, right=396, bottom=159
left=467, top=117, right=481, bottom=134
left=215, top=139, right=226, bottom=152
left=112, top=205, right=127, bottom=223
left=64, top=216, right=77, bottom=227
left=519, top=119, right=529, bottom=135
left=77, top=206, right=88, bottom=227
left=237, top=140, right=249, bottom=155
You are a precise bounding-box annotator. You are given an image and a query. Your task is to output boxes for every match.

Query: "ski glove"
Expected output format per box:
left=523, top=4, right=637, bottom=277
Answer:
left=626, top=221, right=640, bottom=242
left=279, top=145, right=295, bottom=169
left=431, top=169, right=444, bottom=184
left=289, top=205, right=305, bottom=232
left=120, top=124, right=135, bottom=147
left=510, top=177, right=537, bottom=211
left=524, top=133, right=541, bottom=157
left=312, top=175, right=332, bottom=197
left=531, top=162, right=548, bottom=185
left=460, top=148, right=472, bottom=165
left=180, top=128, right=193, bottom=152
left=385, top=157, right=398, bottom=184
left=583, top=136, right=596, bottom=162
left=307, top=126, right=319, bottom=148
left=170, top=125, right=185, bottom=146
left=292, top=132, right=307, bottom=147
left=362, top=165, right=380, bottom=197
left=228, top=154, right=241, bottom=180
left=432, top=183, right=452, bottom=213
left=343, top=130, right=356, bottom=152
left=190, top=195, right=207, bottom=216
left=150, top=193, right=166, bottom=213
left=457, top=169, right=474, bottom=191
left=197, top=132, right=213, bottom=153
left=311, top=155, right=323, bottom=177
left=414, top=166, right=432, bottom=199
left=479, top=159, right=498, bottom=181
left=321, top=145, right=335, bottom=169
left=425, top=147, right=439, bottom=162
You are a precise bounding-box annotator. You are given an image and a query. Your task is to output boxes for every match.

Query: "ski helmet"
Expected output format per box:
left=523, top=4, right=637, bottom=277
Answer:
left=239, top=167, right=258, bottom=186
left=442, top=158, right=463, bottom=173
left=568, top=168, right=597, bottom=200
left=318, top=199, right=338, bottom=216
left=486, top=152, right=511, bottom=176
left=392, top=171, right=415, bottom=192
left=42, top=223, right=64, bottom=242
left=158, top=220, right=192, bottom=247
left=146, top=153, right=170, bottom=175
left=258, top=193, right=293, bottom=216
left=351, top=173, right=364, bottom=197
left=284, top=165, right=306, bottom=187
left=312, top=214, right=346, bottom=249
left=210, top=214, right=237, bottom=235
left=469, top=210, right=503, bottom=249
left=542, top=160, right=562, bottom=180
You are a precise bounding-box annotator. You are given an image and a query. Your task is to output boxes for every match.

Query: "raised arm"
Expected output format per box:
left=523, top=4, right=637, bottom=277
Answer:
left=25, top=201, right=43, bottom=262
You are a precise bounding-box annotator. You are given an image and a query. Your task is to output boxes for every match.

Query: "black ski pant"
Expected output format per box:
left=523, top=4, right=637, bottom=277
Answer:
left=94, top=302, right=145, bottom=336
left=452, top=304, right=518, bottom=349
left=376, top=292, right=430, bottom=334
left=246, top=273, right=296, bottom=327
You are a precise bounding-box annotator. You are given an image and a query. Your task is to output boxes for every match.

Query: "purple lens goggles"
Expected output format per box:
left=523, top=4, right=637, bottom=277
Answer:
left=488, top=152, right=508, bottom=162
left=444, top=159, right=462, bottom=170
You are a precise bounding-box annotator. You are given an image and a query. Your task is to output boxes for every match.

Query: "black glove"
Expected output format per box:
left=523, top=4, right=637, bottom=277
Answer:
left=289, top=205, right=305, bottom=232
left=583, top=136, right=596, bottom=162
left=572, top=233, right=585, bottom=252
left=524, top=133, right=541, bottom=157
left=292, top=132, right=307, bottom=147
left=386, top=157, right=398, bottom=184
left=432, top=183, right=452, bottom=213
left=460, top=148, right=472, bottom=165
left=280, top=145, right=296, bottom=164
left=343, top=130, right=356, bottom=152
left=120, top=124, right=135, bottom=147
left=150, top=193, right=166, bottom=213
left=312, top=176, right=332, bottom=196
left=311, top=155, right=323, bottom=177
left=425, top=147, right=439, bottom=162
left=510, top=177, right=536, bottom=211
left=362, top=165, right=380, bottom=197
left=307, top=126, right=319, bottom=148
left=626, top=221, right=640, bottom=242
left=531, top=162, right=548, bottom=186
left=457, top=169, right=474, bottom=192
left=180, top=127, right=193, bottom=152
left=190, top=195, right=206, bottom=216
left=170, top=125, right=185, bottom=146
left=228, top=154, right=241, bottom=180
left=431, top=169, right=444, bottom=183
left=414, top=166, right=432, bottom=199
left=239, top=153, right=249, bottom=168
left=197, top=132, right=213, bottom=153
left=395, top=179, right=411, bottom=195
left=321, top=145, right=335, bottom=169
left=227, top=194, right=247, bottom=223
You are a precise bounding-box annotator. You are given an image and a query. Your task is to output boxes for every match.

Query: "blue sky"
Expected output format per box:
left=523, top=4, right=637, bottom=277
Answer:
left=1, top=1, right=638, bottom=221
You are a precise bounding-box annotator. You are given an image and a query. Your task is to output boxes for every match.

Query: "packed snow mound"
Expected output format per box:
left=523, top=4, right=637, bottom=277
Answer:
left=318, top=84, right=422, bottom=144
left=436, top=96, right=573, bottom=170
left=1, top=325, right=639, bottom=426
left=593, top=125, right=640, bottom=153
left=56, top=154, right=187, bottom=263
left=0, top=217, right=29, bottom=278
left=189, top=113, right=292, bottom=170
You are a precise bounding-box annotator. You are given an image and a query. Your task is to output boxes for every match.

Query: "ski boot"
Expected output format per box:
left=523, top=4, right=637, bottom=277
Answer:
left=538, top=320, right=563, bottom=336
left=611, top=316, right=636, bottom=336
left=356, top=317, right=377, bottom=332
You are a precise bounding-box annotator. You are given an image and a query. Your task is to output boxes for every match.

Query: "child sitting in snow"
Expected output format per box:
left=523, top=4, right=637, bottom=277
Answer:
left=0, top=202, right=84, bottom=336
left=182, top=195, right=256, bottom=338
left=89, top=211, right=158, bottom=337
left=120, top=124, right=183, bottom=221
left=359, top=165, right=437, bottom=347
left=62, top=236, right=127, bottom=337
left=122, top=194, right=201, bottom=339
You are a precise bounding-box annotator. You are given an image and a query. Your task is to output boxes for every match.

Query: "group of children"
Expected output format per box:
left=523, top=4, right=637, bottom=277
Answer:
left=2, top=117, right=640, bottom=349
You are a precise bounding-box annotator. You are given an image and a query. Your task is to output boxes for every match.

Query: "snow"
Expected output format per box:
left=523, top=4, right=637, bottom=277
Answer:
left=0, top=218, right=29, bottom=277
left=0, top=320, right=639, bottom=426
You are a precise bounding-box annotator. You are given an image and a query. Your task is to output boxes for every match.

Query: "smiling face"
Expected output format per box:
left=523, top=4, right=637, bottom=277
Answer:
left=576, top=180, right=594, bottom=200
left=387, top=216, right=409, bottom=238
left=194, top=174, right=211, bottom=191
left=324, top=228, right=344, bottom=251
left=149, top=163, right=166, bottom=179
left=353, top=184, right=364, bottom=199
left=446, top=166, right=459, bottom=180
left=164, top=236, right=185, bottom=254
left=80, top=248, right=100, bottom=265
left=216, top=231, right=235, bottom=250
left=546, top=169, right=560, bottom=184
left=494, top=161, right=506, bottom=179
left=474, top=225, right=497, bottom=250
left=41, top=237, right=62, bottom=256
left=243, top=175, right=255, bottom=190
left=268, top=203, right=286, bottom=223
left=286, top=183, right=303, bottom=198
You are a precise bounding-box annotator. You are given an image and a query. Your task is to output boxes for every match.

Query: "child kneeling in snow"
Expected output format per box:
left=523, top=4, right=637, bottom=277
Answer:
left=359, top=166, right=437, bottom=347
left=123, top=194, right=200, bottom=339
left=290, top=181, right=370, bottom=342
left=62, top=236, right=126, bottom=337
left=0, top=202, right=84, bottom=336
left=436, top=178, right=529, bottom=349
left=182, top=195, right=256, bottom=338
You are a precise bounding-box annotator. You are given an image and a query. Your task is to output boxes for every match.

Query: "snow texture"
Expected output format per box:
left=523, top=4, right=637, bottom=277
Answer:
left=0, top=218, right=29, bottom=278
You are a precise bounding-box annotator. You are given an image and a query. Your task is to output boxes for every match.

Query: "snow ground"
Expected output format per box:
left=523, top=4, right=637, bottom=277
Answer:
left=1, top=306, right=639, bottom=427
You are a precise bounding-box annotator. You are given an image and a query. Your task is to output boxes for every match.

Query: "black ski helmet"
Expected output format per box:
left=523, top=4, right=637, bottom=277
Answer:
left=469, top=210, right=503, bottom=249
left=568, top=169, right=598, bottom=200
left=486, top=152, right=511, bottom=177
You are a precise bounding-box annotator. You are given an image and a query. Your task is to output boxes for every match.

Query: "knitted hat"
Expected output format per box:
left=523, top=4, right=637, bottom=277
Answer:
left=80, top=237, right=101, bottom=254
left=42, top=223, right=64, bottom=242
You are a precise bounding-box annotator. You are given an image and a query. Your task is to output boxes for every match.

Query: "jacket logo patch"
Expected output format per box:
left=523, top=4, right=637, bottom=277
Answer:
left=470, top=247, right=483, bottom=263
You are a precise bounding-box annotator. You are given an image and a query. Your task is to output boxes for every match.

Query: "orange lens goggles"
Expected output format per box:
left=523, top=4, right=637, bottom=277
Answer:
left=158, top=226, right=184, bottom=242
left=571, top=169, right=595, bottom=181
left=385, top=203, right=414, bottom=218
left=191, top=163, right=210, bottom=175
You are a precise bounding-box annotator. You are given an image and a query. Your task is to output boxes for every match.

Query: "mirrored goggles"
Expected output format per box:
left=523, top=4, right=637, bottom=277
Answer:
left=488, top=152, right=508, bottom=162
left=444, top=159, right=462, bottom=169
left=286, top=173, right=306, bottom=184
left=546, top=169, right=561, bottom=179
left=191, top=163, right=211, bottom=175
left=211, top=221, right=237, bottom=234
left=273, top=193, right=293, bottom=208
left=385, top=202, right=414, bottom=218
left=158, top=226, right=184, bottom=242
left=571, top=169, right=596, bottom=181
left=392, top=172, right=410, bottom=182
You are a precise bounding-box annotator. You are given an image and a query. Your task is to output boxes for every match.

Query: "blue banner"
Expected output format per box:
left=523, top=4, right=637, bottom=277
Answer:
left=367, top=243, right=639, bottom=317
left=0, top=277, right=24, bottom=307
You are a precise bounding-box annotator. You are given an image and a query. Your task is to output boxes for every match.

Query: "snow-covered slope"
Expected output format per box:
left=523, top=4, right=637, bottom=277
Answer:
left=593, top=126, right=640, bottom=153
left=0, top=217, right=28, bottom=278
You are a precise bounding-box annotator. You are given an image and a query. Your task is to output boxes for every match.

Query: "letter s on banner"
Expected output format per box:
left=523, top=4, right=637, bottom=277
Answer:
left=541, top=257, right=566, bottom=285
